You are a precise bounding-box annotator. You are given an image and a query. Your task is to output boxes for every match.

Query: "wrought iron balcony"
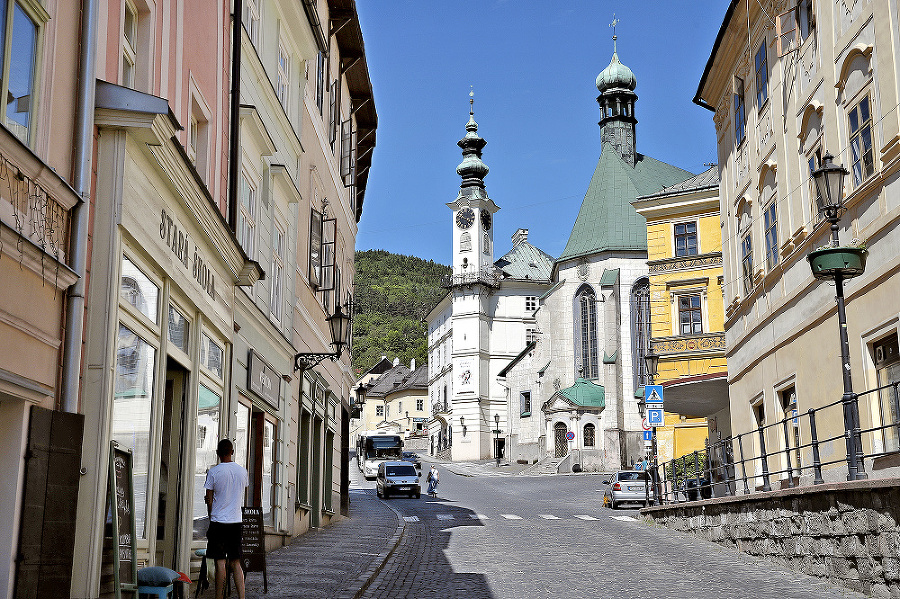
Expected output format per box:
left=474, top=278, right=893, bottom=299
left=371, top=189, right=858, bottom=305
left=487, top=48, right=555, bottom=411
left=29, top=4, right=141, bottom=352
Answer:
left=441, top=267, right=501, bottom=289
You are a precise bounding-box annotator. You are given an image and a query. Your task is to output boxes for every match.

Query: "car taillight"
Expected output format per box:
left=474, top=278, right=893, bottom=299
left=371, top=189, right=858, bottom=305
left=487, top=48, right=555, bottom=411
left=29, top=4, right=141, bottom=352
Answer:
left=613, top=482, right=621, bottom=491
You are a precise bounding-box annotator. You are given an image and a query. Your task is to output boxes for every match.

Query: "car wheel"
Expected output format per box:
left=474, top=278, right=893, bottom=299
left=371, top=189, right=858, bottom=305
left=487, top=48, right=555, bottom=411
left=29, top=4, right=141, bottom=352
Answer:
left=415, top=492, right=421, bottom=499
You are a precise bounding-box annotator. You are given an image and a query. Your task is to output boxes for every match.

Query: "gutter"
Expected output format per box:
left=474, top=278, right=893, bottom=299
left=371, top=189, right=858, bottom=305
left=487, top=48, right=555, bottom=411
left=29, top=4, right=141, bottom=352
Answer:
left=228, top=1, right=243, bottom=233
left=60, top=0, right=98, bottom=413
left=693, top=0, right=740, bottom=112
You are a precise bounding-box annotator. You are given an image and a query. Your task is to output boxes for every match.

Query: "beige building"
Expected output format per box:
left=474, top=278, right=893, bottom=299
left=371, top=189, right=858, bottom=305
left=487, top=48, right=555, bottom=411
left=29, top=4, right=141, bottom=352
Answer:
left=354, top=360, right=430, bottom=439
left=696, top=0, right=900, bottom=486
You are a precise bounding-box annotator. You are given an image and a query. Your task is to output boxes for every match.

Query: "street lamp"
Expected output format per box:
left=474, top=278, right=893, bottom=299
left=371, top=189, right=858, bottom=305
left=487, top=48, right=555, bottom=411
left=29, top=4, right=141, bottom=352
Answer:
left=643, top=350, right=661, bottom=505
left=494, top=413, right=501, bottom=467
left=294, top=302, right=353, bottom=371
left=808, top=152, right=867, bottom=480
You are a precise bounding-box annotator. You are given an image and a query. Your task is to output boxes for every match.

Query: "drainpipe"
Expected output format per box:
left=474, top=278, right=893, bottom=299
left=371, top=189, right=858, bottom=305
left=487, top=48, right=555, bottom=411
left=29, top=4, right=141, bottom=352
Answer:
left=228, top=0, right=243, bottom=232
left=60, top=0, right=99, bottom=413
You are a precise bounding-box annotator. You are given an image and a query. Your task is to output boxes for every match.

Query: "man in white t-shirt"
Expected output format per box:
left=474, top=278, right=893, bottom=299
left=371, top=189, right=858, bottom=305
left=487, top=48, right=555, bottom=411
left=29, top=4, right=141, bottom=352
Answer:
left=205, top=438, right=249, bottom=599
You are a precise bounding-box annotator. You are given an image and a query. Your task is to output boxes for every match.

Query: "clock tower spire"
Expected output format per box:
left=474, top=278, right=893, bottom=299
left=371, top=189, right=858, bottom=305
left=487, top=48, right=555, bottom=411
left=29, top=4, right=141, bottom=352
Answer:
left=447, top=89, right=499, bottom=279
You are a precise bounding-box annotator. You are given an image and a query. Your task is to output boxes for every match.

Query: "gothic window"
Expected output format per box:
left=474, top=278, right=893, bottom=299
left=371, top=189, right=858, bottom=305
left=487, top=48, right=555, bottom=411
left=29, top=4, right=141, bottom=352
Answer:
left=575, top=285, right=599, bottom=379
left=630, top=278, right=651, bottom=389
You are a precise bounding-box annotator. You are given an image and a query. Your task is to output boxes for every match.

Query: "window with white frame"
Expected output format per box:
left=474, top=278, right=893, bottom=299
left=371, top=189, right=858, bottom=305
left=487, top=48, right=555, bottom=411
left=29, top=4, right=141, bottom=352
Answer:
left=674, top=221, right=698, bottom=257
left=238, top=173, right=256, bottom=258
left=741, top=232, right=754, bottom=295
left=242, top=0, right=260, bottom=47
left=734, top=77, right=746, bottom=146
left=122, top=0, right=137, bottom=88
left=189, top=96, right=210, bottom=182
left=848, top=94, right=875, bottom=186
left=526, top=328, right=536, bottom=346
left=3, top=0, right=45, bottom=145
left=764, top=201, right=778, bottom=269
left=807, top=145, right=824, bottom=218
left=271, top=224, right=285, bottom=321
left=417, top=399, right=424, bottom=411
left=315, top=51, right=326, bottom=116
left=755, top=41, right=768, bottom=109
left=526, top=296, right=537, bottom=312
left=277, top=43, right=290, bottom=109
left=376, top=405, right=383, bottom=417
left=874, top=334, right=900, bottom=454
left=678, top=294, right=703, bottom=335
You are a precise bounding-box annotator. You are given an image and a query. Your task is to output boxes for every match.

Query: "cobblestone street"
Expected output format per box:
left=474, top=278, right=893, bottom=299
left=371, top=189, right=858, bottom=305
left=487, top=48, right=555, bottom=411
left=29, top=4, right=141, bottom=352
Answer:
left=242, top=459, right=867, bottom=599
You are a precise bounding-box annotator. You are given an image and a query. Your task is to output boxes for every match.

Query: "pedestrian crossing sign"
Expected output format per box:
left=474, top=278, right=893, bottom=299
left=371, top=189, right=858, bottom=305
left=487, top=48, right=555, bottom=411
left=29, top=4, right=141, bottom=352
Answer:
left=645, top=385, right=663, bottom=404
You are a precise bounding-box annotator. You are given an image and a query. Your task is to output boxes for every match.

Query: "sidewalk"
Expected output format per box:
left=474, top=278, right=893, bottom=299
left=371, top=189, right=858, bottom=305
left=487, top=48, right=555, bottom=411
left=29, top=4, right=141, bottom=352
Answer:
left=242, top=488, right=404, bottom=599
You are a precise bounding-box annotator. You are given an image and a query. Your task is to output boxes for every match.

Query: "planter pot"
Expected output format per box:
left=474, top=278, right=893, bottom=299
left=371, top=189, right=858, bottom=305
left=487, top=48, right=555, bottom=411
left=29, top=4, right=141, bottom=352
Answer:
left=807, top=246, right=868, bottom=280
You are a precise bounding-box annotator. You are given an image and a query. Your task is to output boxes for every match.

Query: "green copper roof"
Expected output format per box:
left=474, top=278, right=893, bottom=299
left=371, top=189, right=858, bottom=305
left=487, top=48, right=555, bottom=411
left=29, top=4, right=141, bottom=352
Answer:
left=558, top=378, right=605, bottom=408
left=598, top=268, right=619, bottom=286
left=495, top=241, right=555, bottom=282
left=603, top=350, right=618, bottom=364
left=558, top=146, right=693, bottom=263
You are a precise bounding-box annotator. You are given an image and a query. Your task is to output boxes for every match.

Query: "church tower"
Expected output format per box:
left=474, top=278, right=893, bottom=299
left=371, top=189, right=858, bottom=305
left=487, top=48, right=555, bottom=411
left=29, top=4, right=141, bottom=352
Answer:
left=595, top=32, right=638, bottom=166
left=446, top=92, right=499, bottom=461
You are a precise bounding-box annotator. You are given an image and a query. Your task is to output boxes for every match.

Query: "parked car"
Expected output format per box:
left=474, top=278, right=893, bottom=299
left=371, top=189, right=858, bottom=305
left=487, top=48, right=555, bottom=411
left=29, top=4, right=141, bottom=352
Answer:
left=603, top=470, right=654, bottom=509
left=402, top=451, right=422, bottom=469
left=376, top=461, right=421, bottom=499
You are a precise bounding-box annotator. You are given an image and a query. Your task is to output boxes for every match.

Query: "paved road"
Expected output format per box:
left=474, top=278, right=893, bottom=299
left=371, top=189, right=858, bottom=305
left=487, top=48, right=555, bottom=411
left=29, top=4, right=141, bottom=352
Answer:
left=242, top=457, right=865, bottom=599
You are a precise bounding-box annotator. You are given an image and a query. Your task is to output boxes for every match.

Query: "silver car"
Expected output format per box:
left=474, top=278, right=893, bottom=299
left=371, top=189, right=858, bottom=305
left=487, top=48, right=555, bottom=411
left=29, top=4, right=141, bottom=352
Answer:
left=376, top=461, right=421, bottom=499
left=603, top=470, right=654, bottom=509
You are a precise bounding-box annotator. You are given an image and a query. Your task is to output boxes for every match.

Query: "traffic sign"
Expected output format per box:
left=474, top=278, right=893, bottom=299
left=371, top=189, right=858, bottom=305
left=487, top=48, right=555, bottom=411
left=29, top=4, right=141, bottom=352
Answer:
left=647, top=408, right=664, bottom=426
left=641, top=417, right=651, bottom=431
left=565, top=431, right=575, bottom=441
left=642, top=430, right=653, bottom=441
left=645, top=385, right=664, bottom=404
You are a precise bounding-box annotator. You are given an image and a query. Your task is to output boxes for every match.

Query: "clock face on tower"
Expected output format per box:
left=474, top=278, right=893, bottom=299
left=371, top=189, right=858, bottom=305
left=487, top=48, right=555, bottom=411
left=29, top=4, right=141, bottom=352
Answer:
left=480, top=209, right=492, bottom=231
left=455, top=207, right=475, bottom=229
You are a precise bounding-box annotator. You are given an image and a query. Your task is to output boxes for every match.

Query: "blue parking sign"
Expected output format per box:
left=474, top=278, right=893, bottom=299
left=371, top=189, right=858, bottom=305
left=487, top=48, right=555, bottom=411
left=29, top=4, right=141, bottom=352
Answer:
left=647, top=408, right=664, bottom=426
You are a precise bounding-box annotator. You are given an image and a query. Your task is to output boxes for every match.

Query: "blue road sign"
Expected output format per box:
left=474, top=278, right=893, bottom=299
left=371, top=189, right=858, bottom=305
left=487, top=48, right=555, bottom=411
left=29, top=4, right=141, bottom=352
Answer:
left=645, top=385, right=664, bottom=404
left=642, top=430, right=653, bottom=441
left=647, top=408, right=664, bottom=426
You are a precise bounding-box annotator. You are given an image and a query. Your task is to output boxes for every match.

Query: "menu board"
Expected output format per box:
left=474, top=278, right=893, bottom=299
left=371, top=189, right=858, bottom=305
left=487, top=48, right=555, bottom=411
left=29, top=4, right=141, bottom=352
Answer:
left=109, top=443, right=137, bottom=598
left=241, top=507, right=266, bottom=573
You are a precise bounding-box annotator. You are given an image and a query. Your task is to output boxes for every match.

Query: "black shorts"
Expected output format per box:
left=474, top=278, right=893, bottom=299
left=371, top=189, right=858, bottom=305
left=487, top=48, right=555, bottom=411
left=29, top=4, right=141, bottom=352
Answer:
left=206, top=521, right=242, bottom=561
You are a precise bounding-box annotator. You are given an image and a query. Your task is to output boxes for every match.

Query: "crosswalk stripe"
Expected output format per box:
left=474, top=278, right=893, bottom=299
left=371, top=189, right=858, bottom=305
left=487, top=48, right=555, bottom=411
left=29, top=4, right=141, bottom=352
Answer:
left=610, top=515, right=638, bottom=522
left=437, top=514, right=454, bottom=520
left=403, top=516, right=420, bottom=522
left=470, top=514, right=490, bottom=520
left=573, top=515, right=599, bottom=520
left=539, top=514, right=560, bottom=519
left=500, top=514, right=523, bottom=520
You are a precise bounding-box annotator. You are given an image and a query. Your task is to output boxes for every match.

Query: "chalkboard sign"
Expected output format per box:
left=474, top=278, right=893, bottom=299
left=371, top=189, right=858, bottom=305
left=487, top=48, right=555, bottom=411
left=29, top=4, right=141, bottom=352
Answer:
left=109, top=442, right=138, bottom=598
left=241, top=507, right=268, bottom=592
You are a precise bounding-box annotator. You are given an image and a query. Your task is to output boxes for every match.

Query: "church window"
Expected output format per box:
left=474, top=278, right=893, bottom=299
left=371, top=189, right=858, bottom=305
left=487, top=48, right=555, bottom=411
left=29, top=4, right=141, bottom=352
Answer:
left=678, top=295, right=703, bottom=335
left=584, top=423, right=595, bottom=447
left=520, top=391, right=531, bottom=417
left=575, top=286, right=599, bottom=379
left=674, top=222, right=698, bottom=256
left=630, top=278, right=651, bottom=389
left=755, top=42, right=768, bottom=109
left=734, top=77, right=746, bottom=146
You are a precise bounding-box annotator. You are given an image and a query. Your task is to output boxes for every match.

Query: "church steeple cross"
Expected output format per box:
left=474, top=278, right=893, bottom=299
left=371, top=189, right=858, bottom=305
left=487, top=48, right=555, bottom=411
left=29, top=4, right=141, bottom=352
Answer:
left=609, top=15, right=619, bottom=53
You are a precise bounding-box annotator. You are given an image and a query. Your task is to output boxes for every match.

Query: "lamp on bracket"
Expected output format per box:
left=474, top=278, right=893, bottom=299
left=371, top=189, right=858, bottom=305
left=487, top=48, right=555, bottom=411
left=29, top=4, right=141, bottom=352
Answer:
left=294, top=302, right=353, bottom=372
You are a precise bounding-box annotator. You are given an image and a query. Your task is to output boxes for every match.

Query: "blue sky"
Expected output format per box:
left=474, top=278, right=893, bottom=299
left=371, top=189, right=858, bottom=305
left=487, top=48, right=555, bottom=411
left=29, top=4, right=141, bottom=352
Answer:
left=354, top=1, right=729, bottom=265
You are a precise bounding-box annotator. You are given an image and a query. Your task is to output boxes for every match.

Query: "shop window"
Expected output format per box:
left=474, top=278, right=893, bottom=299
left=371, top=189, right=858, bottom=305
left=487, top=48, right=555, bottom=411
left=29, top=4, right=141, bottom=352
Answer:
left=262, top=418, right=276, bottom=526
left=121, top=255, right=159, bottom=323
left=678, top=294, right=703, bottom=335
left=235, top=400, right=251, bottom=473
left=764, top=201, right=778, bottom=270
left=584, top=423, right=595, bottom=447
left=674, top=221, right=698, bottom=257
left=875, top=334, right=900, bottom=453
left=755, top=41, right=769, bottom=109
left=167, top=305, right=189, bottom=353
left=200, top=333, right=223, bottom=379
left=112, top=324, right=156, bottom=538
left=848, top=94, right=875, bottom=186
left=575, top=285, right=599, bottom=379
left=195, top=384, right=221, bottom=533
left=520, top=391, right=531, bottom=417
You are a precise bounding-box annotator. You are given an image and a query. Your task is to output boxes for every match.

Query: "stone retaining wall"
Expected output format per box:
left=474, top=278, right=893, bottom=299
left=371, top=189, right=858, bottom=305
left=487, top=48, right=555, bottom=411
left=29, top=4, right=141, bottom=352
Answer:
left=642, top=478, right=900, bottom=597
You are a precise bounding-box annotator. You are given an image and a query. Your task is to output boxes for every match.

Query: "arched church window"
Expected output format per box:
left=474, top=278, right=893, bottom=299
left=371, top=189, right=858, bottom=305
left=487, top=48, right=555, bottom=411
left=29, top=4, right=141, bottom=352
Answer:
left=575, top=285, right=599, bottom=379
left=584, top=423, right=595, bottom=447
left=631, top=278, right=651, bottom=389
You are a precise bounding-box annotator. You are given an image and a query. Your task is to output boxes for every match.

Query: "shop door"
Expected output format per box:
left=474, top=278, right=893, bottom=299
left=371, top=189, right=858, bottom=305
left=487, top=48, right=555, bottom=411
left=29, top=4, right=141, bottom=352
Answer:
left=247, top=410, right=277, bottom=528
left=554, top=423, right=568, bottom=458
left=157, top=360, right=188, bottom=568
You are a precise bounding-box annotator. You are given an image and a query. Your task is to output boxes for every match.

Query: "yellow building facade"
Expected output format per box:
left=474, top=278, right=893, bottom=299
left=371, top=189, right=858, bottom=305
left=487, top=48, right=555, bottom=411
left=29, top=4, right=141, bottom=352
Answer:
left=634, top=168, right=730, bottom=464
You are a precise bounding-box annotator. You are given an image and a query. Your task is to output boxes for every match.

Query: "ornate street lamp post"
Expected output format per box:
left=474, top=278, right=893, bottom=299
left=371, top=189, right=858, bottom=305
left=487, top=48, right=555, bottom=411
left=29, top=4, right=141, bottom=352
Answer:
left=807, top=152, right=867, bottom=480
left=643, top=351, right=661, bottom=504
left=294, top=302, right=353, bottom=371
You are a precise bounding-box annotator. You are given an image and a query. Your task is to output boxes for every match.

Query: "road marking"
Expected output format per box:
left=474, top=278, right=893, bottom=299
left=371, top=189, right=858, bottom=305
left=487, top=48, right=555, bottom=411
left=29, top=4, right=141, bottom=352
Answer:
left=573, top=515, right=599, bottom=520
left=470, top=514, right=490, bottom=520
left=610, top=515, right=638, bottom=522
left=501, top=514, right=523, bottom=520
left=403, top=516, right=420, bottom=522
left=437, top=514, right=455, bottom=520
left=539, top=514, right=561, bottom=519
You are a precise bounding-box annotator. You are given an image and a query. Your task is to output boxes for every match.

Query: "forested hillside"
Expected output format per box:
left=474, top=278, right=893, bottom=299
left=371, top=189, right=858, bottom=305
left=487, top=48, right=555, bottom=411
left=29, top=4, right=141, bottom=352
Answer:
left=351, top=250, right=450, bottom=376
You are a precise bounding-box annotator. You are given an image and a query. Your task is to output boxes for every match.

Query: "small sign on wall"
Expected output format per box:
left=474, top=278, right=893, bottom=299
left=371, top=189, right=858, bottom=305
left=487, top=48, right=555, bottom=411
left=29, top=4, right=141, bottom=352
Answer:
left=248, top=350, right=280, bottom=409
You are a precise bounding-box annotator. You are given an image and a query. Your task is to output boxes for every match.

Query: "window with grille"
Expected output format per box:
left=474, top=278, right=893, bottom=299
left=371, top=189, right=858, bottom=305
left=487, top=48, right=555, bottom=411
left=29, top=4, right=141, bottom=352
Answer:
left=575, top=286, right=598, bottom=379
left=584, top=423, right=595, bottom=447
left=674, top=222, right=698, bottom=257
left=678, top=295, right=703, bottom=335
left=848, top=94, right=875, bottom=186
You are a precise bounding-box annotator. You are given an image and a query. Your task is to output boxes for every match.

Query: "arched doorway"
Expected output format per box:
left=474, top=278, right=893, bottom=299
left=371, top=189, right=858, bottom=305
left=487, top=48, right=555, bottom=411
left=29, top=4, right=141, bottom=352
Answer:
left=554, top=422, right=568, bottom=457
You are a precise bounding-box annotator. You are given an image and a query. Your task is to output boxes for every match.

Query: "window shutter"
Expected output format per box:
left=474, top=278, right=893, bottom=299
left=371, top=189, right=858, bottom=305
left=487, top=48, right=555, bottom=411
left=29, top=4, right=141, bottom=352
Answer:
left=320, top=216, right=336, bottom=292
left=340, top=118, right=356, bottom=188
left=776, top=8, right=797, bottom=57
left=309, top=209, right=323, bottom=287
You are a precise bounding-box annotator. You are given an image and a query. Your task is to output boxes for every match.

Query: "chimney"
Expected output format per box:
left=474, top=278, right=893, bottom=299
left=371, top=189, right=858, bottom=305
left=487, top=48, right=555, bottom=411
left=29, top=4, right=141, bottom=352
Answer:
left=393, top=357, right=400, bottom=366
left=512, top=229, right=529, bottom=246
left=410, top=358, right=416, bottom=370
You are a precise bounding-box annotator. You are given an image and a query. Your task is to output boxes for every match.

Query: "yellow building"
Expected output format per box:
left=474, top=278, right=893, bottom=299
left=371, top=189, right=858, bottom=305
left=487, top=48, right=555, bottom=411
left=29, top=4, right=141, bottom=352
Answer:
left=633, top=167, right=730, bottom=464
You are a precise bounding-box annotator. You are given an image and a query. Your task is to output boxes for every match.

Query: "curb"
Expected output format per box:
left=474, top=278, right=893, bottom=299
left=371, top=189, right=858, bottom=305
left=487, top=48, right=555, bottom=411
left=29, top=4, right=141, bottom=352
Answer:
left=335, top=490, right=407, bottom=599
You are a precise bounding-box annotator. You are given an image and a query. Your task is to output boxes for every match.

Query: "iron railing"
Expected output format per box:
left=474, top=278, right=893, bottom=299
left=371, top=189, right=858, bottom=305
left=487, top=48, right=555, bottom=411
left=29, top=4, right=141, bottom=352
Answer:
left=650, top=380, right=900, bottom=504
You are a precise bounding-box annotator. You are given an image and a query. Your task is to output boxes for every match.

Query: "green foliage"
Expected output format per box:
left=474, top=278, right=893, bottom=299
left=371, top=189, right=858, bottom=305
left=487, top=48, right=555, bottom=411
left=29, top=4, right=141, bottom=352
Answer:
left=351, top=250, right=450, bottom=376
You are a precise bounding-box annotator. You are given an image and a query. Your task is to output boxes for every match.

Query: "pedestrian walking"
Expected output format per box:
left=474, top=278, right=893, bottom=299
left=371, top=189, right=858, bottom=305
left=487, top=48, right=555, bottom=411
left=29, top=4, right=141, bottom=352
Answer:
left=426, top=464, right=439, bottom=497
left=205, top=439, right=249, bottom=599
